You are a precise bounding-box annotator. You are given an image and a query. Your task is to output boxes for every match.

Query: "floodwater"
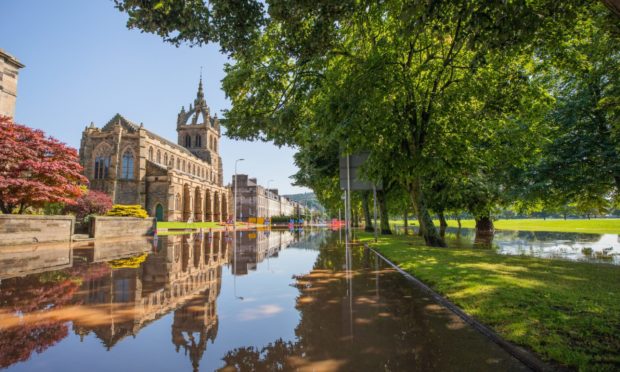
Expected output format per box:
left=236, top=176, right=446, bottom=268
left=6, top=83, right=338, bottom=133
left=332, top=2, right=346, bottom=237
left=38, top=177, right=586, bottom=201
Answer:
left=394, top=226, right=620, bottom=265
left=0, top=229, right=528, bottom=371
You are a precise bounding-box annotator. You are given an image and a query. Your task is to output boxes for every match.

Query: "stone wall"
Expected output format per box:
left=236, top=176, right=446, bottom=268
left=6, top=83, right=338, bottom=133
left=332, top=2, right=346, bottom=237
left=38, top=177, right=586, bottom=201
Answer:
left=0, top=215, right=74, bottom=246
left=90, top=216, right=156, bottom=239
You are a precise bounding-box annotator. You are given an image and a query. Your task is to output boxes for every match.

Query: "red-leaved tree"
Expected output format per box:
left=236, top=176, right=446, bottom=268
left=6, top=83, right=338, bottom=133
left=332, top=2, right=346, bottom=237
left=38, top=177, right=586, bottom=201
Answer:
left=64, top=190, right=113, bottom=220
left=0, top=116, right=87, bottom=213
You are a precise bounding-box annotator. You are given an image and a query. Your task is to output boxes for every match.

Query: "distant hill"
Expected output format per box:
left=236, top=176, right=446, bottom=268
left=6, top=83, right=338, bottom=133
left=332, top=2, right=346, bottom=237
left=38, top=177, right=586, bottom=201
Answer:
left=283, top=192, right=324, bottom=212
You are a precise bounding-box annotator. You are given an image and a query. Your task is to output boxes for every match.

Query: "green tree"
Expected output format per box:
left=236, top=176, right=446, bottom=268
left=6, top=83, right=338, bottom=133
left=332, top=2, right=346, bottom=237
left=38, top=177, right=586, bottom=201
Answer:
left=115, top=0, right=597, bottom=247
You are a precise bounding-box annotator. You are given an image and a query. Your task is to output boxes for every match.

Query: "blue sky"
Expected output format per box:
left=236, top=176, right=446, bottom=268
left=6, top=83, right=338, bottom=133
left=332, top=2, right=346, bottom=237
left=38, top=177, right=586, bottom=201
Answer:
left=0, top=0, right=309, bottom=195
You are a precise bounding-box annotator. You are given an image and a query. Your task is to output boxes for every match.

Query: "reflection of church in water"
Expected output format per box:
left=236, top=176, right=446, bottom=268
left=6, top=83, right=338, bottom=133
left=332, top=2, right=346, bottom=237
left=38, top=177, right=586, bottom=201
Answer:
left=72, top=232, right=231, bottom=371
left=0, top=229, right=301, bottom=371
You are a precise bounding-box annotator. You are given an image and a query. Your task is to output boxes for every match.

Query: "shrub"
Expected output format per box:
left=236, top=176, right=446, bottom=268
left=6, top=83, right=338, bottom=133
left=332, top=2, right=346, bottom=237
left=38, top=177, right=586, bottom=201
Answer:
left=270, top=215, right=295, bottom=223
left=64, top=190, right=113, bottom=220
left=106, top=204, right=148, bottom=218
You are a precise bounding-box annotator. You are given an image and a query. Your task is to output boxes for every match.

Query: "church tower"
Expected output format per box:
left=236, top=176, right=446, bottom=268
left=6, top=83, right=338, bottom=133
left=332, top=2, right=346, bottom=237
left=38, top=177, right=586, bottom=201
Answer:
left=177, top=75, right=224, bottom=185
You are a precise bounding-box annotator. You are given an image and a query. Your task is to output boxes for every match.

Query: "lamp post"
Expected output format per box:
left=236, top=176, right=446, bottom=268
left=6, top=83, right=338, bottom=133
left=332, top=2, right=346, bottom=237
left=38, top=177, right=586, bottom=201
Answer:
left=234, top=158, right=245, bottom=230
left=233, top=158, right=244, bottom=301
left=266, top=179, right=274, bottom=226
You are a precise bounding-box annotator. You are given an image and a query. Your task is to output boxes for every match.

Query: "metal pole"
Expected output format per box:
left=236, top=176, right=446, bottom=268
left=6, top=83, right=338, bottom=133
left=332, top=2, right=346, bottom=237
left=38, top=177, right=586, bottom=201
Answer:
left=373, top=184, right=378, bottom=243
left=266, top=179, right=274, bottom=227
left=234, top=158, right=244, bottom=231
left=346, top=155, right=351, bottom=240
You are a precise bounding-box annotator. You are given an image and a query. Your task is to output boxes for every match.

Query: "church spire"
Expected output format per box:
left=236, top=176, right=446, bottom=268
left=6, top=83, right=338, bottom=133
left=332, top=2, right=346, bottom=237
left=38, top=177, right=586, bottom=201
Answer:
left=196, top=67, right=204, bottom=101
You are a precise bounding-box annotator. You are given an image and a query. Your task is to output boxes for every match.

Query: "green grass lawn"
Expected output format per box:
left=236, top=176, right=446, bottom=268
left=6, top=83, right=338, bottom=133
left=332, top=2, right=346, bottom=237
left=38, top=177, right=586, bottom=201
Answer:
left=360, top=232, right=620, bottom=370
left=390, top=218, right=620, bottom=234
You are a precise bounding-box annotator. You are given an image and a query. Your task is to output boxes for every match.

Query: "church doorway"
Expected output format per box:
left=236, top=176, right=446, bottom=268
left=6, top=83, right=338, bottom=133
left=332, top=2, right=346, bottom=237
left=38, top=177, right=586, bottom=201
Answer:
left=155, top=204, right=164, bottom=221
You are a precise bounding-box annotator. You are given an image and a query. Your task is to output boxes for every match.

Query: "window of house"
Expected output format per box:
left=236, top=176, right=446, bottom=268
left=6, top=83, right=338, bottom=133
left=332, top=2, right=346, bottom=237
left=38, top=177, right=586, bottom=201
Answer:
left=121, top=150, right=134, bottom=179
left=177, top=158, right=180, bottom=169
left=195, top=135, right=202, bottom=148
left=94, top=156, right=110, bottom=179
left=185, top=135, right=191, bottom=148
left=148, top=147, right=153, bottom=161
left=164, top=153, right=168, bottom=166
left=156, top=150, right=161, bottom=164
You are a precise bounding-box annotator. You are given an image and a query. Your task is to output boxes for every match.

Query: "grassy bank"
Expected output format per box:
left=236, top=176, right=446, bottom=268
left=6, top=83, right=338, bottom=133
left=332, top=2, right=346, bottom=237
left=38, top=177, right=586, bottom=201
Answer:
left=360, top=232, right=620, bottom=370
left=390, top=218, right=620, bottom=234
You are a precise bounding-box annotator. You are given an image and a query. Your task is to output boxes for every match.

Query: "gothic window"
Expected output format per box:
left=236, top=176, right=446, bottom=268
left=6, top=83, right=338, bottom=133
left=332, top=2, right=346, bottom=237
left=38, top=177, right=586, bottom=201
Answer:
left=156, top=150, right=161, bottom=164
left=175, top=194, right=180, bottom=210
left=193, top=164, right=196, bottom=175
left=148, top=147, right=153, bottom=161
left=185, top=134, right=191, bottom=148
left=195, top=135, right=202, bottom=148
left=121, top=150, right=134, bottom=179
left=177, top=158, right=180, bottom=169
left=182, top=160, right=186, bottom=172
left=94, top=156, right=110, bottom=179
left=164, top=153, right=168, bottom=166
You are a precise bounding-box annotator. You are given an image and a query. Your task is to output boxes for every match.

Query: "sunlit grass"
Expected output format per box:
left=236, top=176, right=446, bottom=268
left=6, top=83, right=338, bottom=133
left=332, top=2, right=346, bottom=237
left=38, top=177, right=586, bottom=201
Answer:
left=360, top=232, right=620, bottom=370
left=390, top=218, right=620, bottom=234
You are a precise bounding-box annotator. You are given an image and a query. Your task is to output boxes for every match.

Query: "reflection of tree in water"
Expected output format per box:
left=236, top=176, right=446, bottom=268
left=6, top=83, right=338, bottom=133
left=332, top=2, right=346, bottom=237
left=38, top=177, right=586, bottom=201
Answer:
left=0, top=263, right=110, bottom=368
left=220, top=339, right=299, bottom=371
left=442, top=227, right=602, bottom=249
left=514, top=230, right=600, bottom=242
left=218, top=235, right=422, bottom=371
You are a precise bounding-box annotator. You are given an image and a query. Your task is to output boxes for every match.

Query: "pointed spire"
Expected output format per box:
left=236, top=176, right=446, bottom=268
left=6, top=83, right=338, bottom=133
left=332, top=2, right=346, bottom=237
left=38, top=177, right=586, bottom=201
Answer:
left=197, top=67, right=204, bottom=100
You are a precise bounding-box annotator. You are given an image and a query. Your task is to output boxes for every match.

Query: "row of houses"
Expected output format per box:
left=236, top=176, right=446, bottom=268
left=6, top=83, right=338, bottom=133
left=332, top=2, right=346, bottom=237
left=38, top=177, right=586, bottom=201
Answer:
left=231, top=174, right=307, bottom=221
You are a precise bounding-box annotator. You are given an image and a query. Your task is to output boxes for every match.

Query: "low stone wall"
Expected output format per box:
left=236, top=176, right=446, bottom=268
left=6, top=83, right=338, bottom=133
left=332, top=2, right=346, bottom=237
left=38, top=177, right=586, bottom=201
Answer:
left=90, top=216, right=156, bottom=239
left=0, top=215, right=75, bottom=246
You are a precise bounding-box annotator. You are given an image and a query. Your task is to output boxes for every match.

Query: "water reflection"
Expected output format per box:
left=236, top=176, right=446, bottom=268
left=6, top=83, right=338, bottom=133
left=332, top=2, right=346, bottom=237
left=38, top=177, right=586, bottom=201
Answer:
left=399, top=226, right=620, bottom=265
left=0, top=232, right=231, bottom=370
left=1, top=230, right=527, bottom=371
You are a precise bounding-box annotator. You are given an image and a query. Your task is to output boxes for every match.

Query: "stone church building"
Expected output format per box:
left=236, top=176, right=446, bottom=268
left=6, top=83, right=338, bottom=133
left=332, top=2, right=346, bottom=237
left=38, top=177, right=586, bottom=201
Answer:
left=79, top=78, right=229, bottom=222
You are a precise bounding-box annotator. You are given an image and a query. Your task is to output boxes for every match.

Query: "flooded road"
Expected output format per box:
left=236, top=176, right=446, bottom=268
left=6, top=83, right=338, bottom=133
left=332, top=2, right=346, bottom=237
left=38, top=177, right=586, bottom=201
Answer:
left=0, top=229, right=527, bottom=371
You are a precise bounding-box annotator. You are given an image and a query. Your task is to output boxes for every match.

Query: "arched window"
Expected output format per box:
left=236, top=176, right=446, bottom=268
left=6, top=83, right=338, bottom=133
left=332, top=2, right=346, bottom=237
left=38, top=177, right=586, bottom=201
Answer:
left=175, top=194, right=180, bottom=210
left=164, top=153, right=168, bottom=166
left=121, top=150, right=134, bottom=179
left=182, top=160, right=186, bottom=172
left=185, top=134, right=191, bottom=148
left=148, top=147, right=153, bottom=161
left=177, top=158, right=180, bottom=169
left=195, top=135, right=202, bottom=148
left=214, top=142, right=217, bottom=152
left=156, top=150, right=161, bottom=164
left=193, top=164, right=196, bottom=175
left=94, top=156, right=110, bottom=179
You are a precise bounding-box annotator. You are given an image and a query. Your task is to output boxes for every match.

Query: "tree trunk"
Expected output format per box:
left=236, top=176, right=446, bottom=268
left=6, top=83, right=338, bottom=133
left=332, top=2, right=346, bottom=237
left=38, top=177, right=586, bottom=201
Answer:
left=409, top=180, right=446, bottom=247
left=475, top=215, right=494, bottom=234
left=377, top=190, right=392, bottom=235
left=362, top=191, right=373, bottom=232
left=438, top=212, right=448, bottom=227
left=403, top=210, right=409, bottom=235
left=474, top=229, right=494, bottom=249
left=456, top=216, right=462, bottom=229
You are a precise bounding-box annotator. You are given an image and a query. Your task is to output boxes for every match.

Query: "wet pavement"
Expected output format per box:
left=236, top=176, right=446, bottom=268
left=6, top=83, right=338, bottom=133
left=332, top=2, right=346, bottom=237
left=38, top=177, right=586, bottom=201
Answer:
left=0, top=229, right=528, bottom=371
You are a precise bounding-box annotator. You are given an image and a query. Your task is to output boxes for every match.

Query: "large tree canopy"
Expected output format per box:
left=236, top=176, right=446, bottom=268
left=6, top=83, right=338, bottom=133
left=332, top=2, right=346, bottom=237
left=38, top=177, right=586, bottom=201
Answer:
left=115, top=0, right=619, bottom=246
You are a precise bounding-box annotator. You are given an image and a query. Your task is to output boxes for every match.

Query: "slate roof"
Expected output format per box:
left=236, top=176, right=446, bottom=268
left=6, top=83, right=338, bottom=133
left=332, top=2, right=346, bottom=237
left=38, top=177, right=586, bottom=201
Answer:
left=102, top=113, right=199, bottom=159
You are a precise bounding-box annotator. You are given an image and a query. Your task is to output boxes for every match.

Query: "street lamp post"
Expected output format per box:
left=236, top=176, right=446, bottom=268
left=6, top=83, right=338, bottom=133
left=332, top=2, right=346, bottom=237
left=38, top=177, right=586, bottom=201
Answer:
left=234, top=158, right=245, bottom=230
left=266, top=179, right=274, bottom=226
left=233, top=158, right=244, bottom=301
